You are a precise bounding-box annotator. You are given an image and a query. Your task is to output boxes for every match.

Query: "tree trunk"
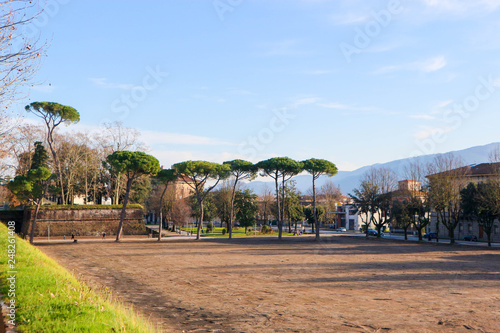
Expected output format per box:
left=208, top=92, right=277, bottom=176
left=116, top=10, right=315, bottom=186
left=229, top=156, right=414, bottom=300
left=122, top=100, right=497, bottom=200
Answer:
left=114, top=175, right=121, bottom=205
left=275, top=177, right=282, bottom=240
left=403, top=226, right=408, bottom=240
left=313, top=176, right=320, bottom=241
left=29, top=202, right=41, bottom=244
left=116, top=177, right=132, bottom=241
left=417, top=227, right=423, bottom=241
left=229, top=179, right=238, bottom=240
left=280, top=175, right=288, bottom=239
left=93, top=179, right=96, bottom=205
left=158, top=185, right=168, bottom=241
left=84, top=166, right=88, bottom=204
left=196, top=198, right=204, bottom=240
left=53, top=154, right=66, bottom=204
left=448, top=227, right=455, bottom=244
left=435, top=214, right=441, bottom=243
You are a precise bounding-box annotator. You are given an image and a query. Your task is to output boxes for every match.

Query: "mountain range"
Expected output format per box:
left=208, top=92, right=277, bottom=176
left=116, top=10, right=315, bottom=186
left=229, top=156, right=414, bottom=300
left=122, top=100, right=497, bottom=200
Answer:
left=242, top=142, right=500, bottom=196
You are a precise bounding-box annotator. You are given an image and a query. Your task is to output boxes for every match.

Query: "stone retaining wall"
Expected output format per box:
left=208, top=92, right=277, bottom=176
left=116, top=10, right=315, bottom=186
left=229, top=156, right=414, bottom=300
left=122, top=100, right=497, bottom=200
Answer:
left=22, top=207, right=146, bottom=237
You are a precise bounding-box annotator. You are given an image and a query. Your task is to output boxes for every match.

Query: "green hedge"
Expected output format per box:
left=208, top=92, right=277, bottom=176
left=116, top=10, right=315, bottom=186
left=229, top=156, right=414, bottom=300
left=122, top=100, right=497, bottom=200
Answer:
left=27, top=204, right=144, bottom=210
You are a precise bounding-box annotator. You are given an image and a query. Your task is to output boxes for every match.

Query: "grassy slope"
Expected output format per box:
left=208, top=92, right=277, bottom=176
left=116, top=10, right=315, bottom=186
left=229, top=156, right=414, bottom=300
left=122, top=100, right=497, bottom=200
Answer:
left=0, top=223, right=158, bottom=333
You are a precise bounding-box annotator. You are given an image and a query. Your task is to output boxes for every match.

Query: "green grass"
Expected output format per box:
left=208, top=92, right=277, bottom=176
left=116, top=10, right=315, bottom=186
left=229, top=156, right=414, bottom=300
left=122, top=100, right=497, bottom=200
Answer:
left=0, top=222, right=158, bottom=333
left=181, top=226, right=295, bottom=237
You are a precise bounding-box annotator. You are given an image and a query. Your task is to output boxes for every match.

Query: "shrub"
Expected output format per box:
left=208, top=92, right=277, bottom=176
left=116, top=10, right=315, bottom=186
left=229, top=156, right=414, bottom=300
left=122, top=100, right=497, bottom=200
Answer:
left=222, top=228, right=226, bottom=235
left=206, top=222, right=214, bottom=233
left=261, top=225, right=273, bottom=234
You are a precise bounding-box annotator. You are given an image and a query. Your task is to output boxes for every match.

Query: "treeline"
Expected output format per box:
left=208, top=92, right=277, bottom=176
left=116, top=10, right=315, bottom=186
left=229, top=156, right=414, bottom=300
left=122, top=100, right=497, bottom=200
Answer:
left=349, top=153, right=500, bottom=247
left=4, top=102, right=341, bottom=244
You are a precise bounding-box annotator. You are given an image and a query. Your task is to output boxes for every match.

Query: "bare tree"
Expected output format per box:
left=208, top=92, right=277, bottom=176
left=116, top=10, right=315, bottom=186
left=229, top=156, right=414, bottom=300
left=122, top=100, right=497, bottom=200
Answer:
left=213, top=180, right=235, bottom=231
left=427, top=154, right=467, bottom=244
left=349, top=180, right=378, bottom=237
left=97, top=121, right=146, bottom=155
left=320, top=180, right=343, bottom=215
left=488, top=144, right=500, bottom=164
left=0, top=0, right=46, bottom=109
left=0, top=1, right=46, bottom=167
left=258, top=185, right=274, bottom=225
left=363, top=166, right=397, bottom=194
left=5, top=123, right=45, bottom=176
left=351, top=167, right=397, bottom=237
left=170, top=198, right=192, bottom=232
left=97, top=121, right=147, bottom=204
left=402, top=159, right=430, bottom=241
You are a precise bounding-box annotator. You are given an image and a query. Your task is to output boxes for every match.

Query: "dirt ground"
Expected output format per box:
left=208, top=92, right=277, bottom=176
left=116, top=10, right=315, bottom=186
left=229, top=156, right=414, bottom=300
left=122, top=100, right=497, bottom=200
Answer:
left=37, top=235, right=500, bottom=333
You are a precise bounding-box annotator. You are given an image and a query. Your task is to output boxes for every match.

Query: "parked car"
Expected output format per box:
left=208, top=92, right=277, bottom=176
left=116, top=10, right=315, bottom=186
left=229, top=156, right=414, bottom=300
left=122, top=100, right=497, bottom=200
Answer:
left=367, top=229, right=383, bottom=236
left=464, top=234, right=478, bottom=241
left=337, top=227, right=347, bottom=232
left=424, top=232, right=438, bottom=240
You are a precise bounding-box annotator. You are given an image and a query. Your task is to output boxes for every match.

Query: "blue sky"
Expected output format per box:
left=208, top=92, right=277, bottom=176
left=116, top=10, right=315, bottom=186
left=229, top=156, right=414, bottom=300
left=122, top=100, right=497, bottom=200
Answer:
left=14, top=0, right=500, bottom=171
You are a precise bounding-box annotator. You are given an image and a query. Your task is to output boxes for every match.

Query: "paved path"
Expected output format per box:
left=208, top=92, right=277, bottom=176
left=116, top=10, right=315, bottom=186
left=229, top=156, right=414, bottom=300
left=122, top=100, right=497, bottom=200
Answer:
left=33, top=229, right=499, bottom=248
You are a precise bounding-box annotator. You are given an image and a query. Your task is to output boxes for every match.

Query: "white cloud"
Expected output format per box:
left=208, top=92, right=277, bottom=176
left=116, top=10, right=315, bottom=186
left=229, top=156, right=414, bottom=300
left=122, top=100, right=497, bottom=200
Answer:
left=419, top=0, right=500, bottom=14
left=437, top=100, right=453, bottom=108
left=413, top=126, right=453, bottom=140
left=17, top=117, right=232, bottom=148
left=89, top=78, right=137, bottom=90
left=416, top=56, right=447, bottom=72
left=318, top=102, right=376, bottom=112
left=410, top=114, right=436, bottom=120
left=374, top=56, right=447, bottom=74
left=331, top=13, right=369, bottom=25
left=151, top=150, right=246, bottom=168
left=290, top=97, right=320, bottom=107
left=141, top=130, right=233, bottom=146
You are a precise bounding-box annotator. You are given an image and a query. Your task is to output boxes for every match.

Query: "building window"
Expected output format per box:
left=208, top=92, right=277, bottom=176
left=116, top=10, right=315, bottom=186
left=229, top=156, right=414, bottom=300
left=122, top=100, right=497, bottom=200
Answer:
left=459, top=223, right=463, bottom=232
left=468, top=223, right=472, bottom=233
left=495, top=225, right=499, bottom=235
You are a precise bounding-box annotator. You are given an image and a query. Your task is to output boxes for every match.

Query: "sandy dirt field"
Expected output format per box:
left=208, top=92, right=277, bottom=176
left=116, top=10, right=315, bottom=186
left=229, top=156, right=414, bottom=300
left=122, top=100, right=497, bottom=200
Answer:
left=37, top=235, right=500, bottom=333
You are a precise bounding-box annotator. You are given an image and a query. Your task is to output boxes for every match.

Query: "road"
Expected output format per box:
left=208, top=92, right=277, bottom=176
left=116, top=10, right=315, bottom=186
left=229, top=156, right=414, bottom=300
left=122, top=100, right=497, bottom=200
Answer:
left=33, top=227, right=499, bottom=248
left=317, top=229, right=500, bottom=248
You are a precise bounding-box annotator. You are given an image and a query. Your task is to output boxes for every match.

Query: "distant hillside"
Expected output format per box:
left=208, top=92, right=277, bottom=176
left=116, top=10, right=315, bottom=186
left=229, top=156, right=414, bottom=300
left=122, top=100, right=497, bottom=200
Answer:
left=242, top=142, right=500, bottom=195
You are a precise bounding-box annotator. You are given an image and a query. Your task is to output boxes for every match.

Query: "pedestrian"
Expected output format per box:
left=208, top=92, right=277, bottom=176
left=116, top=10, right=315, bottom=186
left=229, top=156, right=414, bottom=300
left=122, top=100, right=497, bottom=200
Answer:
left=102, top=232, right=106, bottom=239
left=71, top=233, right=75, bottom=240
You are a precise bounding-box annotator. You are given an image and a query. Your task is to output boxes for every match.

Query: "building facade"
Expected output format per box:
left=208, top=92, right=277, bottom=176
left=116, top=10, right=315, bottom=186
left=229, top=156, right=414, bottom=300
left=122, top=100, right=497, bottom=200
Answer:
left=427, top=163, right=500, bottom=242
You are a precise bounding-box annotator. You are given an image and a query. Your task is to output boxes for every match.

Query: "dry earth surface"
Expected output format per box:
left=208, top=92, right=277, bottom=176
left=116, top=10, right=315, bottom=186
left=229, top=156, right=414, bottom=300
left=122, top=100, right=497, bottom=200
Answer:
left=37, top=235, right=500, bottom=333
